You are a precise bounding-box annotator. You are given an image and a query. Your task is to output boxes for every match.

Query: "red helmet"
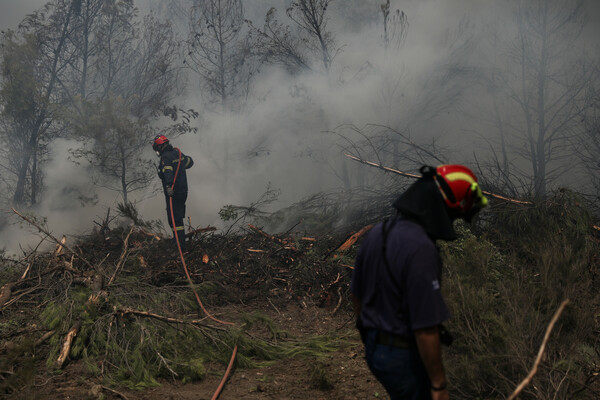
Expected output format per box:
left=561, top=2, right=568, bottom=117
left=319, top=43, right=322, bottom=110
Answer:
left=152, top=135, right=169, bottom=152
left=434, top=164, right=488, bottom=213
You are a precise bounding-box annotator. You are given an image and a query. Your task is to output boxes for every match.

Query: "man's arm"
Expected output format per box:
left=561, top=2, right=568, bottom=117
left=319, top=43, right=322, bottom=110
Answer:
left=160, top=155, right=175, bottom=188
left=184, top=155, right=194, bottom=169
left=414, top=326, right=449, bottom=400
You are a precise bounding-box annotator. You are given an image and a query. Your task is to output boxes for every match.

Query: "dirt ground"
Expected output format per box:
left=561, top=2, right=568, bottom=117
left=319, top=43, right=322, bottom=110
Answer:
left=9, top=303, right=387, bottom=400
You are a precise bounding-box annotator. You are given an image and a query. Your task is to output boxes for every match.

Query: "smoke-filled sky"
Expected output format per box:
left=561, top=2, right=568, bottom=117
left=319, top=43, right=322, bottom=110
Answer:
left=1, top=0, right=599, bottom=255
left=0, top=0, right=46, bottom=30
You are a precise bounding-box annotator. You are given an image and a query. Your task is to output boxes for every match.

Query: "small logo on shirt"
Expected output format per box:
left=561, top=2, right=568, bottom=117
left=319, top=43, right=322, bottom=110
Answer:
left=432, top=280, right=440, bottom=290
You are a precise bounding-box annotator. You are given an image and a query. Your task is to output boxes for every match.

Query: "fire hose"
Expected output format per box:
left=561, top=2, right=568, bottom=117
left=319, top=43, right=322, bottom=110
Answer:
left=169, top=148, right=237, bottom=399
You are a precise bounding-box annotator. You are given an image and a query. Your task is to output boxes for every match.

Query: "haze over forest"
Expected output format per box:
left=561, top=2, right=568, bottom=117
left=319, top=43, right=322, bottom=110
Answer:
left=0, top=0, right=599, bottom=254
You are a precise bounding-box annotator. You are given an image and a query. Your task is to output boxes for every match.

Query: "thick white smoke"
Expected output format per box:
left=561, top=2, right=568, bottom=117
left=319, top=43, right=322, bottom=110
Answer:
left=1, top=0, right=598, bottom=254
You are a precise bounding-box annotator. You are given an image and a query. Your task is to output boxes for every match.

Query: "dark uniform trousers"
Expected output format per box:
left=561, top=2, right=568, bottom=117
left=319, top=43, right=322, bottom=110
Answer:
left=166, top=192, right=187, bottom=251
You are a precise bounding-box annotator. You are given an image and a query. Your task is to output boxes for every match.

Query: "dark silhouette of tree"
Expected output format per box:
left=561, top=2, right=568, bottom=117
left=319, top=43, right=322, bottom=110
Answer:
left=490, top=0, right=593, bottom=197
left=67, top=0, right=106, bottom=100
left=0, top=0, right=80, bottom=206
left=578, top=85, right=600, bottom=205
left=247, top=7, right=310, bottom=74
left=70, top=11, right=185, bottom=202
left=380, top=0, right=408, bottom=53
left=286, top=0, right=335, bottom=71
left=248, top=1, right=338, bottom=74
left=186, top=0, right=251, bottom=107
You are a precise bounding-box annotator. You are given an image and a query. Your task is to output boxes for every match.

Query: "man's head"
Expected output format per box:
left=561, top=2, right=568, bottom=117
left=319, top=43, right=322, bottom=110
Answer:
left=152, top=135, right=169, bottom=154
left=433, top=164, right=488, bottom=222
left=392, top=164, right=488, bottom=240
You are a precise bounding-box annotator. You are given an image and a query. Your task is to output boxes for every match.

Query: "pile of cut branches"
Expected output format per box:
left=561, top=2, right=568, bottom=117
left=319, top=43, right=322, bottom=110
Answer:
left=0, top=208, right=368, bottom=395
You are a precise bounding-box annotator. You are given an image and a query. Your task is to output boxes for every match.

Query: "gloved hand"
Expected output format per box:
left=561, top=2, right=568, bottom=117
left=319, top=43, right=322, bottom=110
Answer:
left=166, top=187, right=174, bottom=197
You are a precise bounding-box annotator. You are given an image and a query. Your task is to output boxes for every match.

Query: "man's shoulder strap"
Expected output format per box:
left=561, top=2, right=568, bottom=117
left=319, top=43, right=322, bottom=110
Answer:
left=381, top=217, right=401, bottom=287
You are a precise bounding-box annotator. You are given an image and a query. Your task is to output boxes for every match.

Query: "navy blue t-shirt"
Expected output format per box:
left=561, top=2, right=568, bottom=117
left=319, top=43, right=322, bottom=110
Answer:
left=351, top=217, right=450, bottom=337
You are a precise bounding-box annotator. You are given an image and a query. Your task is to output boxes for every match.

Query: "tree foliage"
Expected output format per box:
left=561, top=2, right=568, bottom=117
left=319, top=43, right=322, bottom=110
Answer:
left=0, top=0, right=187, bottom=204
left=442, top=190, right=599, bottom=399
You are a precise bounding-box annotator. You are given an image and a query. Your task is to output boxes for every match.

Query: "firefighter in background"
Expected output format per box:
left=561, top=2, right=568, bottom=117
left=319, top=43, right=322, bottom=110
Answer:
left=153, top=135, right=194, bottom=253
left=351, top=165, right=488, bottom=400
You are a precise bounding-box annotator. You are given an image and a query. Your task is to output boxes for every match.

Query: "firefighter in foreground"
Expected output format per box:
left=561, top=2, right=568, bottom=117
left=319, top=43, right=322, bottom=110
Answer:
left=351, top=165, right=488, bottom=400
left=153, top=135, right=194, bottom=253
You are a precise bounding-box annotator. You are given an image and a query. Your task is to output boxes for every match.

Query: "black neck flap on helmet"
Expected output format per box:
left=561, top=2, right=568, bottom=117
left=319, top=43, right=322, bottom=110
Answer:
left=392, top=166, right=457, bottom=241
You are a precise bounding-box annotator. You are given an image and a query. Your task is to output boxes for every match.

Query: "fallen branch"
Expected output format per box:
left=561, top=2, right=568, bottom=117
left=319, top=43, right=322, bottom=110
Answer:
left=34, top=330, right=56, bottom=347
left=186, top=226, right=217, bottom=238
left=344, top=153, right=533, bottom=205
left=0, top=283, right=14, bottom=308
left=344, top=152, right=421, bottom=178
left=323, top=225, right=373, bottom=261
left=157, top=351, right=179, bottom=377
left=4, top=263, right=77, bottom=289
left=248, top=224, right=297, bottom=250
left=2, top=282, right=42, bottom=309
left=53, top=236, right=67, bottom=257
left=101, top=315, right=116, bottom=375
left=134, top=227, right=161, bottom=241
left=55, top=321, right=82, bottom=369
left=11, top=208, right=97, bottom=271
left=331, top=287, right=343, bottom=315
left=267, top=297, right=281, bottom=316
left=117, top=307, right=225, bottom=330
left=56, top=271, right=108, bottom=369
left=102, top=386, right=129, bottom=400
left=336, top=224, right=373, bottom=252
left=108, top=226, right=135, bottom=286
left=247, top=248, right=267, bottom=253
left=21, top=262, right=32, bottom=280
left=2, top=243, right=84, bottom=310
left=507, top=299, right=570, bottom=400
